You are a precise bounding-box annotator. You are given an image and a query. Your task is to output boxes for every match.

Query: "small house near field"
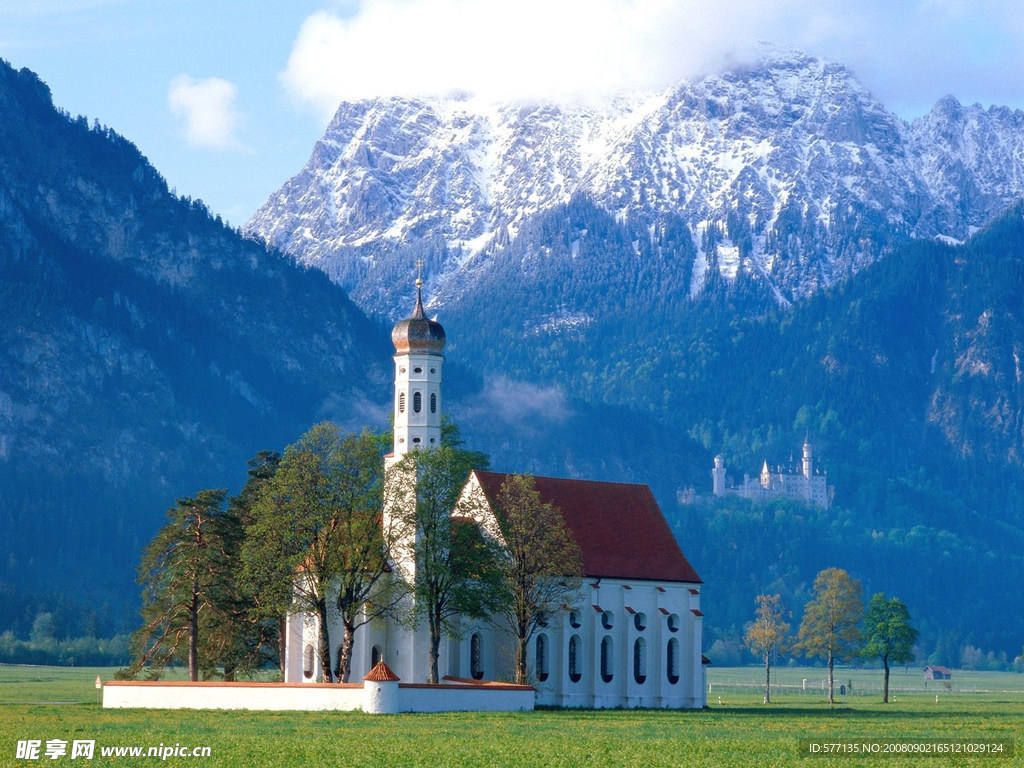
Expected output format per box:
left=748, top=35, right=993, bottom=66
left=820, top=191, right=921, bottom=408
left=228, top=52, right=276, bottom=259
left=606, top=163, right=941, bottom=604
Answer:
left=923, top=665, right=952, bottom=680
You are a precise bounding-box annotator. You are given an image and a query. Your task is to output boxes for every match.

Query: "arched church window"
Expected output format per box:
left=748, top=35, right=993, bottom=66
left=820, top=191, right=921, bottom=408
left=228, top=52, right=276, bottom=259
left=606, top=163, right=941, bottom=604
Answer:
left=666, top=638, right=680, bottom=684
left=470, top=633, right=483, bottom=680
left=535, top=633, right=550, bottom=682
left=371, top=645, right=382, bottom=669
left=601, top=636, right=614, bottom=683
left=569, top=610, right=582, bottom=629
left=633, top=638, right=647, bottom=684
left=399, top=392, right=405, bottom=413
left=634, top=612, right=647, bottom=631
left=601, top=610, right=614, bottom=630
left=430, top=392, right=437, bottom=413
left=568, top=635, right=582, bottom=683
left=302, top=644, right=314, bottom=679
left=667, top=613, right=680, bottom=632
left=413, top=392, right=422, bottom=413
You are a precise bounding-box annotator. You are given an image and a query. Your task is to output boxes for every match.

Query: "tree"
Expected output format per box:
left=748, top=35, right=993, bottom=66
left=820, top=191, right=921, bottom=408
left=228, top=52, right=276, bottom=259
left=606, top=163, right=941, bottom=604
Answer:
left=797, top=567, right=864, bottom=704
left=124, top=489, right=231, bottom=681
left=487, top=474, right=583, bottom=684
left=861, top=593, right=918, bottom=703
left=744, top=593, right=791, bottom=703
left=324, top=428, right=402, bottom=683
left=242, top=423, right=394, bottom=683
left=391, top=442, right=496, bottom=684
left=213, top=450, right=282, bottom=681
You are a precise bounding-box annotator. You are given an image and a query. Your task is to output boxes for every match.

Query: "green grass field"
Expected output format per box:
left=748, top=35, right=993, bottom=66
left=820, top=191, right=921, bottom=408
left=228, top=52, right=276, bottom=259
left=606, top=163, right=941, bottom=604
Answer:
left=0, top=664, right=1020, bottom=767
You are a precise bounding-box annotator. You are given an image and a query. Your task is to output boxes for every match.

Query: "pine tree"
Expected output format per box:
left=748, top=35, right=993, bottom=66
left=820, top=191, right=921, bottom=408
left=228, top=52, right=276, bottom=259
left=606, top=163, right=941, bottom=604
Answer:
left=123, top=489, right=231, bottom=681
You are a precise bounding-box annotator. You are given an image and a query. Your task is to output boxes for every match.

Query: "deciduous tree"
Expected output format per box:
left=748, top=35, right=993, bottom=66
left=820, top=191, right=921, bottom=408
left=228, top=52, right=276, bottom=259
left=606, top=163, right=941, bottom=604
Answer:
left=243, top=423, right=393, bottom=683
left=797, top=567, right=863, bottom=704
left=391, top=441, right=496, bottom=684
left=861, top=593, right=918, bottom=703
left=744, top=593, right=791, bottom=703
left=213, top=450, right=281, bottom=681
left=487, top=474, right=583, bottom=685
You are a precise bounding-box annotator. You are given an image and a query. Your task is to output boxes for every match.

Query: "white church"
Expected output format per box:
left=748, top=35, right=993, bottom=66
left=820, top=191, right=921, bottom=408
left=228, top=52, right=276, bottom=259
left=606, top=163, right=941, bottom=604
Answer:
left=282, top=278, right=707, bottom=709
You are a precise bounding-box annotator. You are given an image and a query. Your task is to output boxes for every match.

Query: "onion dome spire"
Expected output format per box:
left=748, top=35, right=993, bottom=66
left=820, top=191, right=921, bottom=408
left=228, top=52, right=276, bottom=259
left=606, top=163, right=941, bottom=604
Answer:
left=391, top=261, right=445, bottom=354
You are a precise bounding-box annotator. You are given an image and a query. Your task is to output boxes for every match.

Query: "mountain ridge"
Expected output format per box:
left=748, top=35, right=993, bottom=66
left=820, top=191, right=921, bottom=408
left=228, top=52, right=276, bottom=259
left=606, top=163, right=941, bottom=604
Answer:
left=247, top=49, right=1024, bottom=321
left=4, top=56, right=1024, bottom=661
left=0, top=60, right=391, bottom=604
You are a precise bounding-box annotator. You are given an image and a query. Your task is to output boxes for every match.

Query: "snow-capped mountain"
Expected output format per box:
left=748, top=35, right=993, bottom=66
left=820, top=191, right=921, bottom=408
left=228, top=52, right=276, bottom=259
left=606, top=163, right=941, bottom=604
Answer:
left=247, top=50, right=1024, bottom=319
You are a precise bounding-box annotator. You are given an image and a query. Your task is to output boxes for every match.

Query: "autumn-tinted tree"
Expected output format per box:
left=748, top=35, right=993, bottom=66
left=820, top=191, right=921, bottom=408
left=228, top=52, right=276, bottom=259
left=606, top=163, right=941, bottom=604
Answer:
left=744, top=593, right=791, bottom=703
left=390, top=441, right=496, bottom=684
left=861, top=593, right=918, bottom=702
left=242, top=424, right=393, bottom=682
left=487, top=474, right=583, bottom=684
left=123, top=489, right=231, bottom=681
left=797, top=567, right=864, bottom=704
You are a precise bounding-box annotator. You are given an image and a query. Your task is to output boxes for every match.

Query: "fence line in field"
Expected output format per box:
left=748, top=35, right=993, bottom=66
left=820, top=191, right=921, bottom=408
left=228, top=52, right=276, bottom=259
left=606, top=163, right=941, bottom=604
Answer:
left=704, top=680, right=1020, bottom=697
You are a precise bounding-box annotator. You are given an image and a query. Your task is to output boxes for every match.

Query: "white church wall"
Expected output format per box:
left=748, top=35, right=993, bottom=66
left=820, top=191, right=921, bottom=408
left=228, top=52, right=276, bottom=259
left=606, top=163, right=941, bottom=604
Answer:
left=284, top=562, right=706, bottom=707
left=521, top=579, right=705, bottom=709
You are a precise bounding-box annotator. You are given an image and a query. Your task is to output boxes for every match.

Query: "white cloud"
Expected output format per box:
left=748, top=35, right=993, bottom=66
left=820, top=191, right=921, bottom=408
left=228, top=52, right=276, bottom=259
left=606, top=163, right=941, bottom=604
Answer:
left=282, top=0, right=1024, bottom=120
left=167, top=75, right=245, bottom=150
left=280, top=0, right=768, bottom=116
left=455, top=376, right=572, bottom=430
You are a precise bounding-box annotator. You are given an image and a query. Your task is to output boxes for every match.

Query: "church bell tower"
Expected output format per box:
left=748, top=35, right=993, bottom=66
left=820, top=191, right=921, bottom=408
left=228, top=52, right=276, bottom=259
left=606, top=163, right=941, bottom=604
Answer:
left=388, top=270, right=445, bottom=463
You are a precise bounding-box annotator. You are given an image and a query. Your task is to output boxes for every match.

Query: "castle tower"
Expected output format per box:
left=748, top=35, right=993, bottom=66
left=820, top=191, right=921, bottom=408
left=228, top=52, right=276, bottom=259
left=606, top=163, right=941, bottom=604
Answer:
left=388, top=272, right=445, bottom=463
left=712, top=455, right=726, bottom=496
left=802, top=439, right=813, bottom=479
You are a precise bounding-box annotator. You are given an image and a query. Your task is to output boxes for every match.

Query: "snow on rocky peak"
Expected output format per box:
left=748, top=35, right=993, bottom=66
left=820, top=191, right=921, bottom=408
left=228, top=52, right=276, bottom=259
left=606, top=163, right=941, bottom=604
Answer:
left=246, top=50, right=1024, bottom=319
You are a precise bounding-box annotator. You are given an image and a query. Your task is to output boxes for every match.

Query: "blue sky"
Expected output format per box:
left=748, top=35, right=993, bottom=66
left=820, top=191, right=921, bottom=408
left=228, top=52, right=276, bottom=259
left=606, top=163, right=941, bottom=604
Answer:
left=3, top=0, right=1024, bottom=226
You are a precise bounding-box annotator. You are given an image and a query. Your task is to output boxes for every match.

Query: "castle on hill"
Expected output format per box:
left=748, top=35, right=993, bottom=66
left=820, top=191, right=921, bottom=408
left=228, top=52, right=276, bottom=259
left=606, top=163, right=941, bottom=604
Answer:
left=283, top=277, right=707, bottom=709
left=711, top=440, right=831, bottom=509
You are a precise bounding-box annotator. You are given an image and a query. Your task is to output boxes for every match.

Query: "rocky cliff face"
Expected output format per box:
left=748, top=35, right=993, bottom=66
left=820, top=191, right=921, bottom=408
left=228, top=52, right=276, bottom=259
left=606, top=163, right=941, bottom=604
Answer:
left=0, top=61, right=389, bottom=601
left=247, top=50, right=1024, bottom=320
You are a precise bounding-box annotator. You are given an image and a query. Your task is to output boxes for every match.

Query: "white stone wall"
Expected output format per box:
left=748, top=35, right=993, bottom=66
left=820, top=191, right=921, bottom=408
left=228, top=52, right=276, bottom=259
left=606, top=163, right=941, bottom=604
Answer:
left=102, top=680, right=533, bottom=714
left=103, top=681, right=364, bottom=711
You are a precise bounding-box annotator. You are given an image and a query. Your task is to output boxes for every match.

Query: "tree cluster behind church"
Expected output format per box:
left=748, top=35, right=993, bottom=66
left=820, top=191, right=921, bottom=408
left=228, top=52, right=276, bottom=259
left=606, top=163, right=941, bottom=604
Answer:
left=119, top=421, right=583, bottom=685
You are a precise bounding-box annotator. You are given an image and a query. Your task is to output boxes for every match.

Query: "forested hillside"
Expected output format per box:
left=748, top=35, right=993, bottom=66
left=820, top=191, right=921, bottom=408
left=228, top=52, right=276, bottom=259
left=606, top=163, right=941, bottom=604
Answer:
left=2, top=57, right=1023, bottom=667
left=0, top=60, right=391, bottom=617
left=445, top=204, right=1024, bottom=662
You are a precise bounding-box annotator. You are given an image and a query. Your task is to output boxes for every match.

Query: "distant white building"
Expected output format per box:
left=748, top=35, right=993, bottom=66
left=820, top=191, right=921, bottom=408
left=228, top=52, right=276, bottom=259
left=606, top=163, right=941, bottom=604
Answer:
left=283, top=277, right=707, bottom=709
left=712, top=441, right=830, bottom=509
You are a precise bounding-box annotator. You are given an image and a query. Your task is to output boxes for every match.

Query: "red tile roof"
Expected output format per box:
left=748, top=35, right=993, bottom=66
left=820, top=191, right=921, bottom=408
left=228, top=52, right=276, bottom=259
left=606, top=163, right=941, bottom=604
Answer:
left=471, top=471, right=702, bottom=584
left=364, top=661, right=400, bottom=682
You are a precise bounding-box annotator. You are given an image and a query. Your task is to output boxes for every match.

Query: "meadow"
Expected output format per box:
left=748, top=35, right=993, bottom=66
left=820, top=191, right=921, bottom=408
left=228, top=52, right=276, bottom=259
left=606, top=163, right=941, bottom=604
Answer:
left=0, top=665, right=1020, bottom=767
